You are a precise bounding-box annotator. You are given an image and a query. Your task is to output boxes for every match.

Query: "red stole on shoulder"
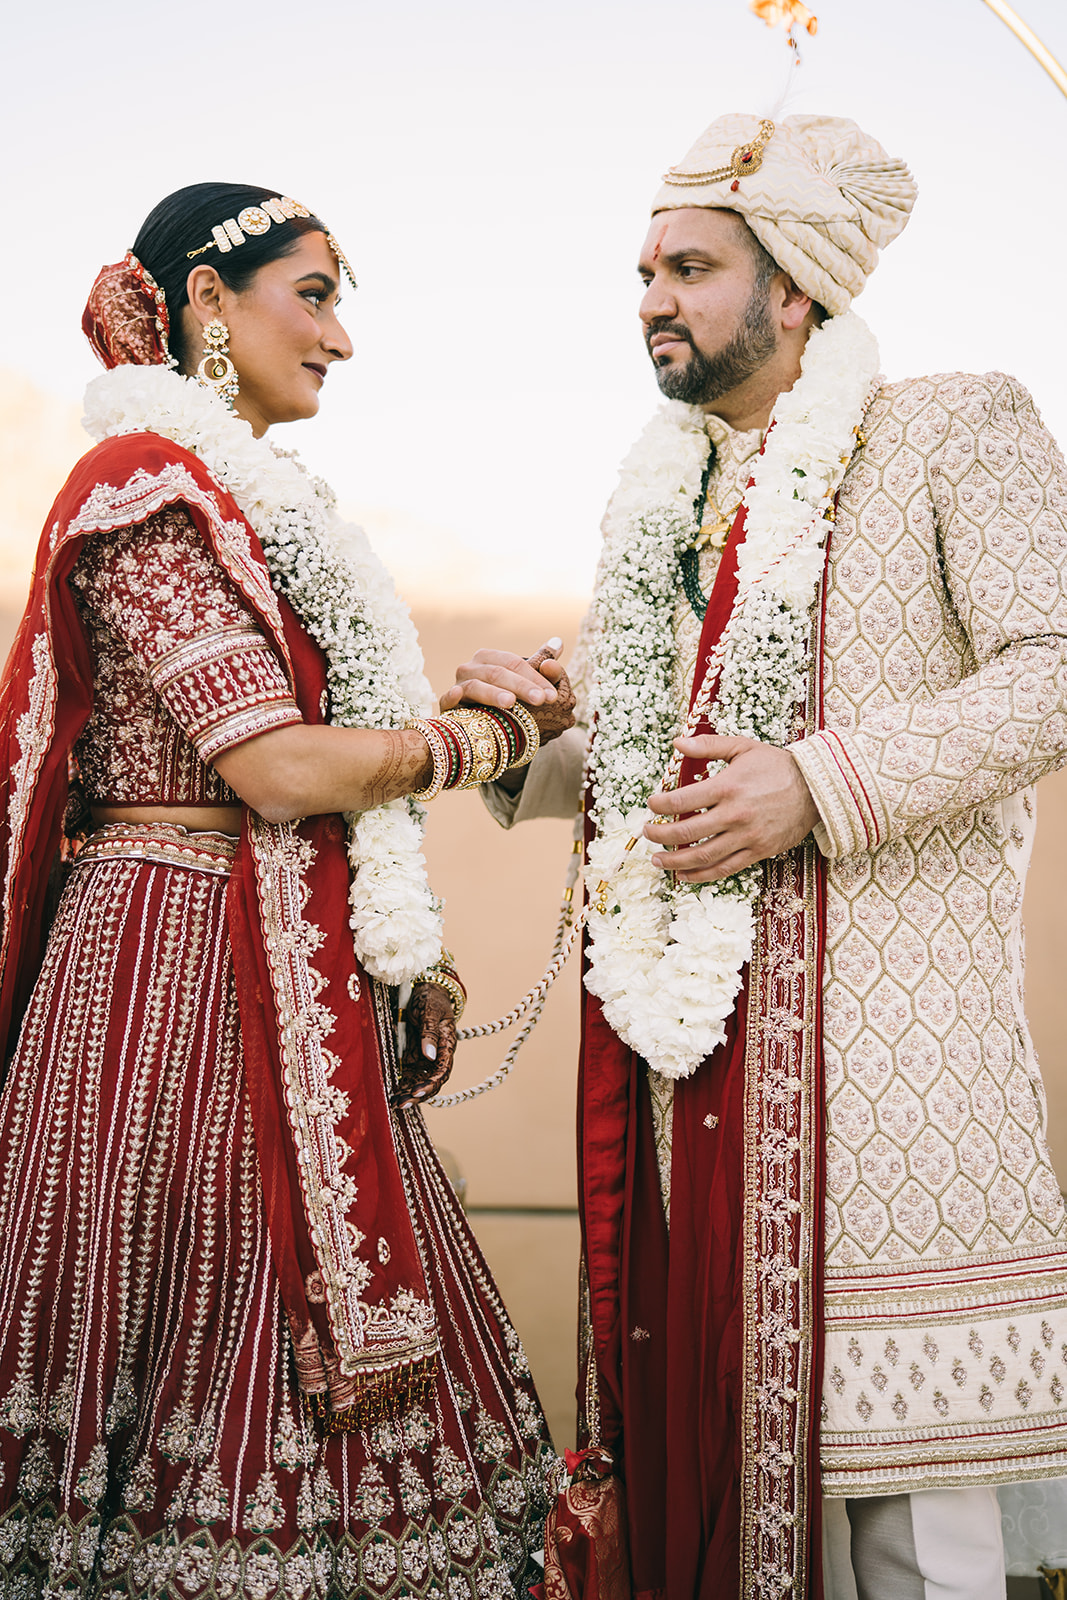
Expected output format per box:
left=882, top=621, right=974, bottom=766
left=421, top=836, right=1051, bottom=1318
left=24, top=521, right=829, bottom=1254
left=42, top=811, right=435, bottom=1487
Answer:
left=578, top=494, right=828, bottom=1600
left=0, top=433, right=437, bottom=1425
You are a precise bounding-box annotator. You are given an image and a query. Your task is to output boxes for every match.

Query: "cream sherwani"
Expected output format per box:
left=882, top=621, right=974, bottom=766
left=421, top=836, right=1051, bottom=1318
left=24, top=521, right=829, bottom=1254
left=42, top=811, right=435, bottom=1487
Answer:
left=486, top=369, right=1067, bottom=1495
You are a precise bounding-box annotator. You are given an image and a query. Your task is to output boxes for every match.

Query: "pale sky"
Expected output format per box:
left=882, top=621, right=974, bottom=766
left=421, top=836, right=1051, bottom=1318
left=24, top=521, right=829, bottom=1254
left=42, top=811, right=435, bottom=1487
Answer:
left=3, top=0, right=1066, bottom=599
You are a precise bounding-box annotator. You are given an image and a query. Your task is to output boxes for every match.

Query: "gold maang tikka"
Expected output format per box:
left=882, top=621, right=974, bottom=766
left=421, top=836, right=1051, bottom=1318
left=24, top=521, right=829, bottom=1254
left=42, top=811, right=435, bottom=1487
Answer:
left=196, top=319, right=239, bottom=409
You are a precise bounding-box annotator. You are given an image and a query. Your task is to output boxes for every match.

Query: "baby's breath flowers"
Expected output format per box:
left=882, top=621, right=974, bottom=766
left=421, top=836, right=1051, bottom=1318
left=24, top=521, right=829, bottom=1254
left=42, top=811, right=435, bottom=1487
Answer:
left=84, top=364, right=443, bottom=984
left=585, top=311, right=879, bottom=1078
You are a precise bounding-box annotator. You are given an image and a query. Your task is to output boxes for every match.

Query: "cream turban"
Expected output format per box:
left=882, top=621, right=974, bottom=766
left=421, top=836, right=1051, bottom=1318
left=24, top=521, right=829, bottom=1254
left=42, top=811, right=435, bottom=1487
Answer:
left=650, top=113, right=917, bottom=316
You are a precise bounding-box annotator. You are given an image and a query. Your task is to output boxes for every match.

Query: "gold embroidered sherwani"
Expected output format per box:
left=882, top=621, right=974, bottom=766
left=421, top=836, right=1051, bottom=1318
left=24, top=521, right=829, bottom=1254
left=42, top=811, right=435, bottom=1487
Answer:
left=486, top=368, right=1067, bottom=1495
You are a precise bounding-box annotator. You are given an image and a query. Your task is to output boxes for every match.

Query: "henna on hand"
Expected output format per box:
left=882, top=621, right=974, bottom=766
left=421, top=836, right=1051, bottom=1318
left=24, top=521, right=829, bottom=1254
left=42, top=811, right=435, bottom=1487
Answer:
left=527, top=665, right=576, bottom=744
left=366, top=729, right=433, bottom=807
left=393, top=982, right=458, bottom=1107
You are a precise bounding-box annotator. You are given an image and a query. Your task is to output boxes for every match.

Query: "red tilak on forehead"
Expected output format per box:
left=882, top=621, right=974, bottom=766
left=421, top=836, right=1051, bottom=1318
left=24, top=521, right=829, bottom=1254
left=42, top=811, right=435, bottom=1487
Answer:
left=650, top=222, right=668, bottom=261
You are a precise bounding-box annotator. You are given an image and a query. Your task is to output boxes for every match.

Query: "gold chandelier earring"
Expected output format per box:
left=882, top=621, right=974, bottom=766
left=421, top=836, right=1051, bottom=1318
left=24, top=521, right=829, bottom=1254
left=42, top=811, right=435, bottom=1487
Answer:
left=196, top=318, right=239, bottom=408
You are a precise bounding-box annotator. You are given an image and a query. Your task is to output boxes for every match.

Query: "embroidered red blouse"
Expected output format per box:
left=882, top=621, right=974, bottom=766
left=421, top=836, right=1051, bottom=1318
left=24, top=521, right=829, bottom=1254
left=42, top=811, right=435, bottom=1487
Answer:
left=69, top=507, right=303, bottom=805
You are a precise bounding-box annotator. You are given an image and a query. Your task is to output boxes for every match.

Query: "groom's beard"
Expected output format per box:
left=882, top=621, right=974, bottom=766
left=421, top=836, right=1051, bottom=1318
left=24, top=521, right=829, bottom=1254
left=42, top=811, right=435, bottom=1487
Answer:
left=647, top=287, right=777, bottom=406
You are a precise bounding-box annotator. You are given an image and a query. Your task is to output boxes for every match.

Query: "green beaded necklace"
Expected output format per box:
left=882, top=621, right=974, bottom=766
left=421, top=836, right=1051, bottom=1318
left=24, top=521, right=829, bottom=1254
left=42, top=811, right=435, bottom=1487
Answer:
left=678, top=442, right=742, bottom=622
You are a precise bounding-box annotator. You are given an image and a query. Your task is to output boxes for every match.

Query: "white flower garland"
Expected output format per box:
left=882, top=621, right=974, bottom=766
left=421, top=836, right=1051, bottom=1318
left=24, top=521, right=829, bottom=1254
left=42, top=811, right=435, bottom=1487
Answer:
left=586, top=311, right=881, bottom=1078
left=83, top=364, right=443, bottom=984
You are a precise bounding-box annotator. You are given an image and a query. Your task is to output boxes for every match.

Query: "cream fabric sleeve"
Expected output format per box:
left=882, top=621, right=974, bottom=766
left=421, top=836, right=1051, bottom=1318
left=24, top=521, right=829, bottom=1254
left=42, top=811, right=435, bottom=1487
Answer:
left=480, top=602, right=595, bottom=828
left=791, top=372, right=1067, bottom=858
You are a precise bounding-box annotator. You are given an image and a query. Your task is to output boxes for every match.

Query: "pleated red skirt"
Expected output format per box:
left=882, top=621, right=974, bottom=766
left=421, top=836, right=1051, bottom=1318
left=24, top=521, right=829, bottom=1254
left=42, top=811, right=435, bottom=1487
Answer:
left=0, top=835, right=554, bottom=1598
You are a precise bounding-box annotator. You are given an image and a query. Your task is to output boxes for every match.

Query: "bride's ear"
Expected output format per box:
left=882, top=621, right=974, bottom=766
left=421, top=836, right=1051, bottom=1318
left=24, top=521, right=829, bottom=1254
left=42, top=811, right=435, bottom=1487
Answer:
left=184, top=265, right=227, bottom=329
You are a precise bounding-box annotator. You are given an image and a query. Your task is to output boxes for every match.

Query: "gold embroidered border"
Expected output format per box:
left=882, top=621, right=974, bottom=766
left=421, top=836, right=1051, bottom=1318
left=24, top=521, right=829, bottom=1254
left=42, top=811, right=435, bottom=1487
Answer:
left=0, top=633, right=58, bottom=987
left=76, top=823, right=237, bottom=875
left=740, top=843, right=822, bottom=1600
left=195, top=702, right=303, bottom=763
left=248, top=818, right=437, bottom=1380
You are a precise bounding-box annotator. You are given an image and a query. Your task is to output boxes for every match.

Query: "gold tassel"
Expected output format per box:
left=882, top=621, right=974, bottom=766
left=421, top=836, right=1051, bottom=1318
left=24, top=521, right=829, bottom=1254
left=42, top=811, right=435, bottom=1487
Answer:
left=303, top=1353, right=440, bottom=1434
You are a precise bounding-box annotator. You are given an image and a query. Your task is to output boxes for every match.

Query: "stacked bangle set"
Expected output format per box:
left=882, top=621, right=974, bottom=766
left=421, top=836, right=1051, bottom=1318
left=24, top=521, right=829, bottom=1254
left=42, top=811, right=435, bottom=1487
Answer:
left=406, top=704, right=540, bottom=803
left=411, top=950, right=467, bottom=1021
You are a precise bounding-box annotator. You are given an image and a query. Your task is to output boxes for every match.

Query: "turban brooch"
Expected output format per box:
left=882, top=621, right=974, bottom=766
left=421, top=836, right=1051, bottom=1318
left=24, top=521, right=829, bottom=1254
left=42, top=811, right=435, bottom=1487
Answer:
left=652, top=113, right=918, bottom=315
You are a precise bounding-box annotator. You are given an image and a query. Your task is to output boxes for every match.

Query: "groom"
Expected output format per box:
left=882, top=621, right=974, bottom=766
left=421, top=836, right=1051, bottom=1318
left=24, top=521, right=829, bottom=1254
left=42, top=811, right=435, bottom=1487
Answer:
left=446, top=112, right=1067, bottom=1600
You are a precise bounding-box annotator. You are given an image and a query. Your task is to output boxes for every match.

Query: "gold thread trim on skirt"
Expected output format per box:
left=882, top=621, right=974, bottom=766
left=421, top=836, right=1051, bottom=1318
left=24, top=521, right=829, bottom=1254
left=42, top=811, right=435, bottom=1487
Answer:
left=76, top=822, right=238, bottom=876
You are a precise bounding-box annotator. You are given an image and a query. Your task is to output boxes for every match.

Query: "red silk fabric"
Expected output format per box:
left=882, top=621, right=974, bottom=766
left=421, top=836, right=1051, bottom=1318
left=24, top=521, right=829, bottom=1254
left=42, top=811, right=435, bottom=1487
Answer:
left=578, top=491, right=826, bottom=1599
left=0, top=433, right=433, bottom=1421
left=82, top=254, right=172, bottom=369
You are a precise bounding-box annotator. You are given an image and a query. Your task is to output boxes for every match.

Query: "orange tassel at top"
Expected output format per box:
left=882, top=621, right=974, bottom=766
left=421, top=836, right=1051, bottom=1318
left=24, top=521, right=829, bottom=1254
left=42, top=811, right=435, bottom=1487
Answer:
left=749, top=0, right=818, bottom=36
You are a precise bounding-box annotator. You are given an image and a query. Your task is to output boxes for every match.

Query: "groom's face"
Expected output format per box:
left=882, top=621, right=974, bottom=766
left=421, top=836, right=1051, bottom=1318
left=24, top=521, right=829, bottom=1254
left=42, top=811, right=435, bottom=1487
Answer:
left=637, top=208, right=778, bottom=409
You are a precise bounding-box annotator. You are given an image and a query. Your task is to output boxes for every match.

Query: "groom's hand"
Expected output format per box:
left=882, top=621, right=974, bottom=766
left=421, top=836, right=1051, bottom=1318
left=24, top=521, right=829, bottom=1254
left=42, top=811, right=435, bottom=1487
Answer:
left=439, top=641, right=576, bottom=743
left=644, top=735, right=819, bottom=883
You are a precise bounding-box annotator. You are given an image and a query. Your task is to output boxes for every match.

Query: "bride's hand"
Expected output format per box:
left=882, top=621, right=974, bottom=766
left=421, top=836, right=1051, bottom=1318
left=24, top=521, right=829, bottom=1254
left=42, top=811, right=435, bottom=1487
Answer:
left=392, top=981, right=457, bottom=1109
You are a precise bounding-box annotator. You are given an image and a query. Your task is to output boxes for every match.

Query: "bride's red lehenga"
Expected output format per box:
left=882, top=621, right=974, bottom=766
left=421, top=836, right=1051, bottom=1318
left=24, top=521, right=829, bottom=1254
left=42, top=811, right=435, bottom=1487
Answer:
left=0, top=427, right=556, bottom=1597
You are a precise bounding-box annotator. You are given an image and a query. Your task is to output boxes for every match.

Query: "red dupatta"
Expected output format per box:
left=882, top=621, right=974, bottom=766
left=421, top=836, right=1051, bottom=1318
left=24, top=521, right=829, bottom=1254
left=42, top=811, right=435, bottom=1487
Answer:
left=577, top=494, right=828, bottom=1599
left=0, top=432, right=437, bottom=1425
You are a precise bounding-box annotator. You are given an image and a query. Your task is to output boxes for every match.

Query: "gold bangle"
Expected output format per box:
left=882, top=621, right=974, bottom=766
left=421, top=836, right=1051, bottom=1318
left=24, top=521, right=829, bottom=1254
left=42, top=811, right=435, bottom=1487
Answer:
left=504, top=702, right=541, bottom=768
left=442, top=708, right=509, bottom=787
left=406, top=717, right=449, bottom=801
left=412, top=964, right=466, bottom=1021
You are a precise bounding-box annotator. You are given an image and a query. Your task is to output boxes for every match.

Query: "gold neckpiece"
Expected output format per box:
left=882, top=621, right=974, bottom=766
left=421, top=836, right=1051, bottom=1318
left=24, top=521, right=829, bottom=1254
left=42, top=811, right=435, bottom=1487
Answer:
left=691, top=497, right=741, bottom=552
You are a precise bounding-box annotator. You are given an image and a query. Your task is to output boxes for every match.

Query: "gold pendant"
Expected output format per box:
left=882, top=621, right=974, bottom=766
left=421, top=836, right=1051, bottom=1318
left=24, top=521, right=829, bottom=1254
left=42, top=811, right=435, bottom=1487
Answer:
left=693, top=510, right=734, bottom=551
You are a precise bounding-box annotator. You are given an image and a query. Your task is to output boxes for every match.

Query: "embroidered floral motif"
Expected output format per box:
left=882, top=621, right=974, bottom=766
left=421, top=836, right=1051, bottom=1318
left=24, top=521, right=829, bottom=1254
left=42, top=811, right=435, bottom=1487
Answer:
left=191, top=1462, right=230, bottom=1525
left=401, top=1532, right=431, bottom=1582
left=502, top=1327, right=531, bottom=1379
left=105, top=1372, right=137, bottom=1434
left=433, top=1447, right=475, bottom=1501
left=243, top=1471, right=285, bottom=1534
left=273, top=1410, right=313, bottom=1472
left=513, top=1391, right=543, bottom=1442
left=398, top=1457, right=432, bottom=1518
left=158, top=1404, right=198, bottom=1463
left=22, top=1440, right=58, bottom=1503
left=473, top=1412, right=509, bottom=1464
left=402, top=1407, right=436, bottom=1455
left=361, top=1536, right=399, bottom=1589
left=0, top=1377, right=39, bottom=1437
left=353, top=1463, right=394, bottom=1527
left=123, top=1458, right=156, bottom=1513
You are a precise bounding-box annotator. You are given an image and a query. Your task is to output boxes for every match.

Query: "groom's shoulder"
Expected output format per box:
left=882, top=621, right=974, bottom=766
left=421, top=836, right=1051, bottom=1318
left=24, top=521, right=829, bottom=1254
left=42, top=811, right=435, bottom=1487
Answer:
left=865, top=370, right=1044, bottom=442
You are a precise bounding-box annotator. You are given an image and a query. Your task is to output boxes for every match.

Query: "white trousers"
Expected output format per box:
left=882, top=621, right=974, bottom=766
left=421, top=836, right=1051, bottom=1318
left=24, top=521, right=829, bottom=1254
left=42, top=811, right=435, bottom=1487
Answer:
left=823, top=1488, right=1007, bottom=1600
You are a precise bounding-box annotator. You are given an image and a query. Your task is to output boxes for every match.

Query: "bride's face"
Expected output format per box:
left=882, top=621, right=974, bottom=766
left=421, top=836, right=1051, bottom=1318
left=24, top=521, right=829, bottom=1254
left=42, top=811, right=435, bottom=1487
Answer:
left=188, top=232, right=353, bottom=436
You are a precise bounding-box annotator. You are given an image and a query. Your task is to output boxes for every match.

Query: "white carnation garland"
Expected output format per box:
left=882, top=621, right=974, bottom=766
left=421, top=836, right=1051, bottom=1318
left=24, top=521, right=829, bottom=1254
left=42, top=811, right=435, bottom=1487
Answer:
left=586, top=311, right=881, bottom=1079
left=83, top=364, right=443, bottom=985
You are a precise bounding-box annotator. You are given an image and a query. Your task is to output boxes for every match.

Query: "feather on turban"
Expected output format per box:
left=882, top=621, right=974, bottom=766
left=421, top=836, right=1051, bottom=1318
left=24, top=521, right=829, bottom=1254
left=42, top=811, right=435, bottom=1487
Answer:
left=651, top=113, right=918, bottom=316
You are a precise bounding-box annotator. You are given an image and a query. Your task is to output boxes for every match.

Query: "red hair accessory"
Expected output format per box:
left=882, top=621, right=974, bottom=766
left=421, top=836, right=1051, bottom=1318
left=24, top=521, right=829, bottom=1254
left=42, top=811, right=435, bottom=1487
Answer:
left=82, top=253, right=173, bottom=370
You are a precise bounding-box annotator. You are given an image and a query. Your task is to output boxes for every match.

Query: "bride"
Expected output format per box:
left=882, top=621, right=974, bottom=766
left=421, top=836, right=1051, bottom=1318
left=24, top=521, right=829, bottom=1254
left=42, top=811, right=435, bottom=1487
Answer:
left=0, top=181, right=571, bottom=1599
